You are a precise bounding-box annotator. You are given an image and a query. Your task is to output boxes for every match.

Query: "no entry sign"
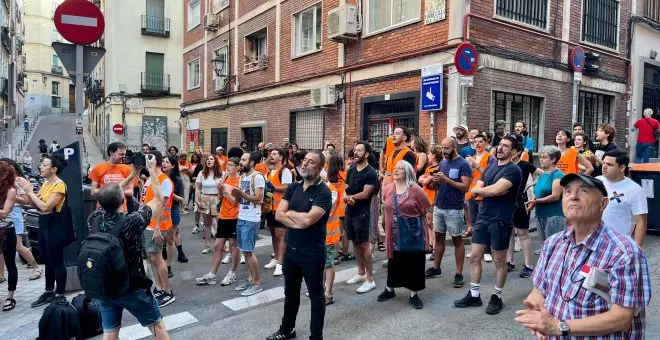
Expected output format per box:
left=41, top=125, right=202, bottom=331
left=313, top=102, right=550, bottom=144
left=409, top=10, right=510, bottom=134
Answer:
left=454, top=42, right=479, bottom=76
left=54, top=0, right=105, bottom=45
left=112, top=124, right=125, bottom=135
left=570, top=46, right=586, bottom=73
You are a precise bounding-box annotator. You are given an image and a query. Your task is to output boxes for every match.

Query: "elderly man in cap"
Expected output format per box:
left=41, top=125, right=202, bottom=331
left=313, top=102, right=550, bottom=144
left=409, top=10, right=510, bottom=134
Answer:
left=516, top=173, right=651, bottom=339
left=215, top=146, right=228, bottom=172
left=454, top=124, right=470, bottom=155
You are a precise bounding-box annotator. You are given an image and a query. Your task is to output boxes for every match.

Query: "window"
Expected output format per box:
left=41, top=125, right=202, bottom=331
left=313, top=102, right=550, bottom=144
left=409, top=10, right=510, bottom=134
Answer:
left=187, top=0, right=201, bottom=30
left=52, top=54, right=60, bottom=66
left=187, top=58, right=200, bottom=89
left=577, top=91, right=613, bottom=139
left=242, top=127, right=263, bottom=151
left=646, top=0, right=660, bottom=22
left=213, top=46, right=228, bottom=79
left=495, top=0, right=548, bottom=29
left=52, top=81, right=59, bottom=95
left=582, top=0, right=619, bottom=49
left=245, top=29, right=268, bottom=62
left=366, top=0, right=421, bottom=35
left=290, top=110, right=325, bottom=149
left=51, top=96, right=61, bottom=108
left=492, top=91, right=543, bottom=151
left=214, top=0, right=229, bottom=12
left=293, top=4, right=322, bottom=57
left=211, top=128, right=228, bottom=150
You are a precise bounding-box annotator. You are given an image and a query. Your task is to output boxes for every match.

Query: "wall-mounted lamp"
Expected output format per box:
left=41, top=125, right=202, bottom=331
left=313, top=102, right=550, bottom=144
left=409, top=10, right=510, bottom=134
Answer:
left=651, top=50, right=657, bottom=60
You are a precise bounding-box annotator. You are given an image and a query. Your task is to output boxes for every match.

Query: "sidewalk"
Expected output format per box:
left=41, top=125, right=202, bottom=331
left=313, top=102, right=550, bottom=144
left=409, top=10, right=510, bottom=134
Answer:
left=82, top=114, right=105, bottom=171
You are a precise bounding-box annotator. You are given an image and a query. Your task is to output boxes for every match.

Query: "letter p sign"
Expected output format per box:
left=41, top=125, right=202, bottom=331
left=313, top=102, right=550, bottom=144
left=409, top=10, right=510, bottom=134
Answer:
left=64, top=148, right=75, bottom=160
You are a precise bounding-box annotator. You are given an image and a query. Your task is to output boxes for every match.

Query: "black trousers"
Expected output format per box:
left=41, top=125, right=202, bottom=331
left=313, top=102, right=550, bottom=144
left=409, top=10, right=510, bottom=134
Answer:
left=281, top=245, right=325, bottom=340
left=2, top=227, right=17, bottom=292
left=38, top=228, right=66, bottom=294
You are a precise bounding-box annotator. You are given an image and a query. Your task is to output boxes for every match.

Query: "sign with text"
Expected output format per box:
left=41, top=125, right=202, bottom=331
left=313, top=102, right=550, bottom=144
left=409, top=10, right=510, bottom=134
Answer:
left=421, top=63, right=443, bottom=111
left=425, top=0, right=446, bottom=24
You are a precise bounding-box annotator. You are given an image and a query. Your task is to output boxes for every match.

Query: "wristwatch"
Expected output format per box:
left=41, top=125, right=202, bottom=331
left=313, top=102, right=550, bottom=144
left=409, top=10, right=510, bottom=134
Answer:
left=558, top=320, right=570, bottom=336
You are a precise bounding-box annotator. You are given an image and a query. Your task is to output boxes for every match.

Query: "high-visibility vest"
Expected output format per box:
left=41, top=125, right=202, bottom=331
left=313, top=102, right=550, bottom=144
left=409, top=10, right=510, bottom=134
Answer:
left=331, top=171, right=346, bottom=217
left=326, top=182, right=341, bottom=245
left=422, top=163, right=439, bottom=204
left=216, top=155, right=228, bottom=172
left=268, top=166, right=287, bottom=211
left=557, top=147, right=579, bottom=174
left=384, top=146, right=415, bottom=184
left=466, top=152, right=492, bottom=201
left=143, top=173, right=173, bottom=231
left=521, top=150, right=530, bottom=162
left=255, top=162, right=269, bottom=176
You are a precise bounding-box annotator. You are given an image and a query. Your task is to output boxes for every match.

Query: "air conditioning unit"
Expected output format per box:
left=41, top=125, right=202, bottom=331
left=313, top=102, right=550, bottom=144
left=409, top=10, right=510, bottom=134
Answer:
left=310, top=85, right=336, bottom=107
left=214, top=76, right=228, bottom=93
left=328, top=4, right=358, bottom=41
left=204, top=14, right=219, bottom=31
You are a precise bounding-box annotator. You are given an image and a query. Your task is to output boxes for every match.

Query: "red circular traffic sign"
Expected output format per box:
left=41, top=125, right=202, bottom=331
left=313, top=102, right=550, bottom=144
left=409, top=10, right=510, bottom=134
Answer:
left=454, top=42, right=479, bottom=76
left=54, top=0, right=105, bottom=45
left=570, top=46, right=586, bottom=73
left=112, top=124, right=124, bottom=135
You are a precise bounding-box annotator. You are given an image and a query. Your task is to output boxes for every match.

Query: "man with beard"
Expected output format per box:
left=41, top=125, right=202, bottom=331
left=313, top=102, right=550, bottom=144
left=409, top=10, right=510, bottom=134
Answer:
left=454, top=125, right=470, bottom=154
left=384, top=126, right=416, bottom=184
left=492, top=120, right=507, bottom=148
left=454, top=136, right=522, bottom=315
left=231, top=151, right=266, bottom=296
left=264, top=148, right=293, bottom=277
left=268, top=150, right=332, bottom=340
left=343, top=142, right=379, bottom=294
left=90, top=142, right=134, bottom=212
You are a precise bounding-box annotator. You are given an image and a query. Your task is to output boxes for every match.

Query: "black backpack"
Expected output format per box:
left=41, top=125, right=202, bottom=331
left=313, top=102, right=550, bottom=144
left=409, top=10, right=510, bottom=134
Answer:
left=77, top=214, right=130, bottom=299
left=37, top=299, right=82, bottom=340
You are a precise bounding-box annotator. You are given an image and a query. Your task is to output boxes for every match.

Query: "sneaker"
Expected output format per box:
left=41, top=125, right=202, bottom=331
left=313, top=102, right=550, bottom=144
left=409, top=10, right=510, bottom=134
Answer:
left=409, top=294, right=423, bottom=309
left=177, top=252, right=189, bottom=263
left=221, top=253, right=232, bottom=264
left=454, top=291, right=483, bottom=308
left=31, top=291, right=55, bottom=308
left=273, top=264, right=283, bottom=276
left=241, top=284, right=263, bottom=296
left=235, top=280, right=252, bottom=291
left=266, top=328, right=296, bottom=340
left=158, top=291, right=176, bottom=307
left=484, top=254, right=493, bottom=262
left=377, top=288, right=395, bottom=302
left=221, top=272, right=237, bottom=286
left=153, top=287, right=164, bottom=298
left=453, top=274, right=465, bottom=288
left=356, top=280, right=376, bottom=294
left=333, top=258, right=341, bottom=265
left=346, top=275, right=366, bottom=285
left=514, top=237, right=522, bottom=252
left=264, top=259, right=278, bottom=269
left=192, top=225, right=200, bottom=234
left=168, top=266, right=174, bottom=278
left=424, top=267, right=442, bottom=279
left=202, top=248, right=210, bottom=254
left=507, top=262, right=515, bottom=272
left=519, top=265, right=534, bottom=278
left=534, top=248, right=542, bottom=255
left=466, top=252, right=471, bottom=258
left=240, top=254, right=246, bottom=264
left=195, top=273, right=217, bottom=285
left=486, top=294, right=504, bottom=315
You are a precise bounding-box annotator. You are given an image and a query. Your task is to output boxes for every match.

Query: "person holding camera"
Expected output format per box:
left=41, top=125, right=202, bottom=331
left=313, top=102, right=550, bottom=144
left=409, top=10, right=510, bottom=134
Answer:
left=87, top=154, right=171, bottom=339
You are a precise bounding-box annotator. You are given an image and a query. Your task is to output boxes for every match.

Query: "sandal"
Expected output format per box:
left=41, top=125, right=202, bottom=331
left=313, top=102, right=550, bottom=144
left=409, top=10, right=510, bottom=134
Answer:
left=3, top=298, right=16, bottom=312
left=0, top=277, right=6, bottom=284
left=29, top=268, right=43, bottom=281
left=340, top=253, right=356, bottom=261
left=325, top=296, right=334, bottom=306
left=377, top=242, right=385, bottom=252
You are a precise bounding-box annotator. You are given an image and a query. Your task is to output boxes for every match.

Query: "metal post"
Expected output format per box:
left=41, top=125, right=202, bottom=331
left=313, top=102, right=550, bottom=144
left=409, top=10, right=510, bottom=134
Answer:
left=430, top=111, right=435, bottom=146
left=75, top=44, right=84, bottom=119
left=340, top=90, right=346, bottom=157
left=571, top=77, right=579, bottom=124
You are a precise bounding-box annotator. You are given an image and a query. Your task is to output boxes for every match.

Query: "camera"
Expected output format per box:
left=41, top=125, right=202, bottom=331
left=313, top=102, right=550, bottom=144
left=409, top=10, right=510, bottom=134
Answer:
left=132, top=152, right=146, bottom=167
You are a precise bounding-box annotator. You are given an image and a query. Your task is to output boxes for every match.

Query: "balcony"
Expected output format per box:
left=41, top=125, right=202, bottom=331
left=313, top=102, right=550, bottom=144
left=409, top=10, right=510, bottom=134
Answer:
left=51, top=65, right=63, bottom=75
left=141, top=15, right=170, bottom=37
left=1, top=77, right=7, bottom=99
left=141, top=72, right=170, bottom=95
left=1, top=26, right=11, bottom=53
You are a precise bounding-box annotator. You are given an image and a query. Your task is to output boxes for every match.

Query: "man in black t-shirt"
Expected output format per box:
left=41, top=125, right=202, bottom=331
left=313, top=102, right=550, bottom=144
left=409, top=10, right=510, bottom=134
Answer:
left=268, top=150, right=332, bottom=340
left=454, top=135, right=522, bottom=316
left=592, top=123, right=618, bottom=177
left=344, top=141, right=379, bottom=294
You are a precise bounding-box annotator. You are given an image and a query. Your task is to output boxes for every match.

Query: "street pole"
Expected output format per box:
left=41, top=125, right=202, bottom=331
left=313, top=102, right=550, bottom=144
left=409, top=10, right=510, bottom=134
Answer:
left=571, top=74, right=579, bottom=124
left=75, top=44, right=83, bottom=120
left=429, top=111, right=435, bottom=146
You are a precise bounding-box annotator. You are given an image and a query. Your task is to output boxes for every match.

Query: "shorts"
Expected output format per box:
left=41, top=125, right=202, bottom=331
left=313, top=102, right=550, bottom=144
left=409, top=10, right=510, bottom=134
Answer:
left=11, top=206, right=24, bottom=234
left=216, top=218, right=238, bottom=238
left=236, top=219, right=260, bottom=252
left=513, top=204, right=530, bottom=229
left=171, top=207, right=181, bottom=226
left=432, top=207, right=465, bottom=237
left=467, top=199, right=480, bottom=225
left=265, top=212, right=284, bottom=229
left=324, top=244, right=336, bottom=268
left=345, top=212, right=370, bottom=244
left=94, top=288, right=162, bottom=333
left=197, top=194, right=220, bottom=216
left=537, top=216, right=566, bottom=241
left=142, top=229, right=168, bottom=253
left=472, top=219, right=513, bottom=251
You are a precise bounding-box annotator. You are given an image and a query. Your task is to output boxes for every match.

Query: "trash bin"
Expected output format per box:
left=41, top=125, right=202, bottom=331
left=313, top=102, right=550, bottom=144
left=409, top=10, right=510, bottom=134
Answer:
left=630, top=163, right=660, bottom=232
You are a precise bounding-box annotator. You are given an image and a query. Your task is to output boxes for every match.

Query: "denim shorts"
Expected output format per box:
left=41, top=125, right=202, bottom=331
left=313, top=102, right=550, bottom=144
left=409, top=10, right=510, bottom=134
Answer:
left=94, top=288, right=162, bottom=333
left=432, top=207, right=465, bottom=237
left=236, top=219, right=259, bottom=252
left=171, top=207, right=181, bottom=226
left=142, top=229, right=168, bottom=253
left=10, top=206, right=24, bottom=235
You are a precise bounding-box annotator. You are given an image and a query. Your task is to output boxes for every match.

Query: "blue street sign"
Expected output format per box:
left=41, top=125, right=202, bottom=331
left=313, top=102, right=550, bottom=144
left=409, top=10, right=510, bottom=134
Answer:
left=454, top=42, right=479, bottom=76
left=570, top=46, right=585, bottom=72
left=421, top=63, right=443, bottom=111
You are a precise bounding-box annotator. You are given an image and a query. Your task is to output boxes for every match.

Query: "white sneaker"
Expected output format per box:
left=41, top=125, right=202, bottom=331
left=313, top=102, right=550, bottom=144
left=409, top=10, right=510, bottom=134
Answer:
left=264, top=259, right=278, bottom=269
left=346, top=275, right=366, bottom=285
left=240, top=254, right=246, bottom=264
left=221, top=254, right=232, bottom=264
left=221, top=272, right=236, bottom=286
left=202, top=248, right=210, bottom=254
left=195, top=273, right=217, bottom=285
left=192, top=225, right=200, bottom=234
left=534, top=248, right=542, bottom=255
left=484, top=254, right=493, bottom=262
left=514, top=237, right=522, bottom=252
left=356, top=280, right=376, bottom=294
left=273, top=264, right=283, bottom=276
left=466, top=252, right=472, bottom=258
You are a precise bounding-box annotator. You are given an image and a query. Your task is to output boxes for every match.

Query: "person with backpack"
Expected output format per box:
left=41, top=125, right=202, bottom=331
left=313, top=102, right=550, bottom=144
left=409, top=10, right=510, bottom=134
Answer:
left=81, top=154, right=170, bottom=339
left=263, top=148, right=293, bottom=277
left=16, top=154, right=74, bottom=308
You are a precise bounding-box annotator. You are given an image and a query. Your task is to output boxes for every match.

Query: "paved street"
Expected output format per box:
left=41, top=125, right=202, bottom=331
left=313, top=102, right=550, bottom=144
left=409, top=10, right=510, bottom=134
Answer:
left=26, top=114, right=82, bottom=169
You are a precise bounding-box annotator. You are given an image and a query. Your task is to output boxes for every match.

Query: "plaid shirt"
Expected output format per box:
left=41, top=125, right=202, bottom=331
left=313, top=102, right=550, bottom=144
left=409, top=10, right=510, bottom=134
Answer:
left=531, top=223, right=651, bottom=339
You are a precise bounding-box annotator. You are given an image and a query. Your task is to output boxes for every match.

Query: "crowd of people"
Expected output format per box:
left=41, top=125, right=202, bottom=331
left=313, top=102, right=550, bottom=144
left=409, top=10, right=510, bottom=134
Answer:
left=0, top=117, right=654, bottom=339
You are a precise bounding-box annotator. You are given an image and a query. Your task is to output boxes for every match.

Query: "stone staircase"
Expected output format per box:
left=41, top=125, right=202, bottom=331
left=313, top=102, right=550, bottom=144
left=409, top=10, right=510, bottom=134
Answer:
left=0, top=112, right=44, bottom=160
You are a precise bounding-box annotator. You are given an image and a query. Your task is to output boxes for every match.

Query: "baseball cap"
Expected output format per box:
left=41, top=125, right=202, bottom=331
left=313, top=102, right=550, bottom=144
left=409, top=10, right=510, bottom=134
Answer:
left=453, top=124, right=469, bottom=134
left=559, top=174, right=608, bottom=197
left=216, top=146, right=224, bottom=150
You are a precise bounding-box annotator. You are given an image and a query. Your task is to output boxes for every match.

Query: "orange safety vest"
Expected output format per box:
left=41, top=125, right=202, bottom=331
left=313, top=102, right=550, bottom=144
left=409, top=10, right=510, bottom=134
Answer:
left=326, top=182, right=341, bottom=246
left=268, top=166, right=287, bottom=211
left=216, top=155, right=228, bottom=172
left=143, top=173, right=174, bottom=231
left=255, top=162, right=269, bottom=176
left=466, top=152, right=492, bottom=201
left=422, top=163, right=439, bottom=204
left=556, top=147, right=579, bottom=175
left=521, top=150, right=530, bottom=162
left=331, top=171, right=346, bottom=217
left=384, top=146, right=416, bottom=183
left=382, top=136, right=395, bottom=161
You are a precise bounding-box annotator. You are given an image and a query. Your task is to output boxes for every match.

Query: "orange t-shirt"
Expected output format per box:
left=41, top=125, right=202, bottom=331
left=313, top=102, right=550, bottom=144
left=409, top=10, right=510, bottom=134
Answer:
left=216, top=155, right=228, bottom=172
left=255, top=162, right=269, bottom=176
left=557, top=147, right=579, bottom=174
left=219, top=175, right=240, bottom=220
left=89, top=162, right=133, bottom=211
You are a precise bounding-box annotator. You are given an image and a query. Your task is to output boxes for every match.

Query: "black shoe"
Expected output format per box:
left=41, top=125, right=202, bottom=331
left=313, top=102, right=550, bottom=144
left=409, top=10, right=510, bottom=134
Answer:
left=486, top=294, right=504, bottom=315
left=519, top=266, right=533, bottom=278
left=377, top=288, right=396, bottom=302
left=453, top=274, right=465, bottom=288
left=428, top=253, right=435, bottom=262
left=454, top=291, right=483, bottom=308
left=157, top=291, right=176, bottom=307
left=266, top=328, right=296, bottom=340
left=409, top=294, right=423, bottom=309
left=507, top=262, right=515, bottom=272
left=178, top=252, right=189, bottom=263
left=424, top=267, right=442, bottom=279
left=168, top=266, right=174, bottom=278
left=31, top=291, right=55, bottom=308
left=153, top=287, right=164, bottom=298
left=162, top=249, right=168, bottom=260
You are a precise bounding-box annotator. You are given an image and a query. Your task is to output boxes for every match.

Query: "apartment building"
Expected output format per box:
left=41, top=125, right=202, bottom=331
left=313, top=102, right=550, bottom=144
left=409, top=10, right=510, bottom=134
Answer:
left=24, top=0, right=72, bottom=116
left=87, top=0, right=183, bottom=153
left=181, top=0, right=631, bottom=154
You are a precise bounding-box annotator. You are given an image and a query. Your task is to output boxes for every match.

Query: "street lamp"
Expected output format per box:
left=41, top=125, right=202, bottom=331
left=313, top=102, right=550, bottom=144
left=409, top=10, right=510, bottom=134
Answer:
left=211, top=53, right=226, bottom=77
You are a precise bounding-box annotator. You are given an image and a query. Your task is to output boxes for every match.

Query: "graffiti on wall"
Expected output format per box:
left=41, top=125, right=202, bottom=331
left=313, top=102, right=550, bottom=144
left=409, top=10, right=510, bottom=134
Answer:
left=142, top=116, right=168, bottom=153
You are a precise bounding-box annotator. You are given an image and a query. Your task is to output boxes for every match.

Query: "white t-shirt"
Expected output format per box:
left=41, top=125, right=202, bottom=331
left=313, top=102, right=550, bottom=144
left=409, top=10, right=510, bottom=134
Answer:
left=196, top=173, right=221, bottom=195
left=597, top=176, right=648, bottom=236
left=239, top=172, right=266, bottom=222
left=143, top=177, right=174, bottom=200
left=270, top=167, right=293, bottom=185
